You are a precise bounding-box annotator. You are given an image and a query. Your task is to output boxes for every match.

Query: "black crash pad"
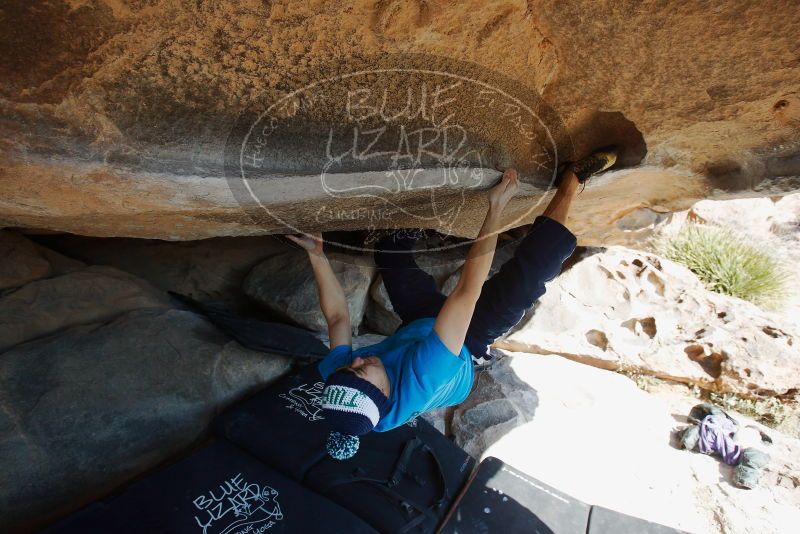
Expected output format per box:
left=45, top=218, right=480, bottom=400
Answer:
left=441, top=457, right=687, bottom=534
left=43, top=440, right=377, bottom=534
left=440, top=456, right=590, bottom=534
left=587, top=506, right=686, bottom=534
left=212, top=363, right=331, bottom=481
left=213, top=363, right=475, bottom=533
left=304, top=419, right=475, bottom=534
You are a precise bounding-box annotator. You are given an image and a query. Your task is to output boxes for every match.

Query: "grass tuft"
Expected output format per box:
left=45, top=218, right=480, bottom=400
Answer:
left=707, top=391, right=797, bottom=432
left=656, top=223, right=790, bottom=309
left=620, top=370, right=799, bottom=437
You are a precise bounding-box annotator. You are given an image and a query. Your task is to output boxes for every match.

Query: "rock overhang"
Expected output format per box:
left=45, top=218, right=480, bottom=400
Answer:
left=1, top=0, right=798, bottom=242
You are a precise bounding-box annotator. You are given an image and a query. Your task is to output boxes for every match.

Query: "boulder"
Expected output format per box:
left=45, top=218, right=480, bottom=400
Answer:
left=602, top=193, right=800, bottom=262
left=244, top=250, right=375, bottom=333
left=0, top=308, right=292, bottom=532
left=451, top=356, right=539, bottom=458
left=475, top=351, right=800, bottom=534
left=495, top=247, right=800, bottom=397
left=0, top=230, right=88, bottom=295
left=364, top=275, right=403, bottom=335
left=666, top=194, right=800, bottom=329
left=600, top=192, right=800, bottom=331
left=363, top=237, right=467, bottom=335
left=351, top=332, right=387, bottom=350
left=413, top=246, right=468, bottom=289
left=38, top=234, right=288, bottom=303
left=2, top=2, right=798, bottom=241
left=0, top=230, right=52, bottom=291
left=440, top=238, right=521, bottom=295
left=34, top=244, right=86, bottom=276
left=0, top=265, right=171, bottom=353
left=419, top=407, right=452, bottom=436
left=315, top=332, right=387, bottom=354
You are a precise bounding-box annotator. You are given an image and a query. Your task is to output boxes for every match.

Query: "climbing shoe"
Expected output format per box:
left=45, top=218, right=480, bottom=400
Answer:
left=558, top=147, right=618, bottom=188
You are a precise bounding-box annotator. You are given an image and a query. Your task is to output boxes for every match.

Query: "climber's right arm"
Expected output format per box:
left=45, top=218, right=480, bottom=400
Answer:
left=287, top=233, right=352, bottom=349
left=433, top=170, right=519, bottom=355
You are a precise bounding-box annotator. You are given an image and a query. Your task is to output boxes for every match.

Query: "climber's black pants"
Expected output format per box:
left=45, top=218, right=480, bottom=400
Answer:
left=374, top=216, right=577, bottom=360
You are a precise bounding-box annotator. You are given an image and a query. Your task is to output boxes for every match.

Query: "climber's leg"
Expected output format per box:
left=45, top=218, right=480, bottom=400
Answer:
left=463, top=173, right=579, bottom=360
left=541, top=169, right=580, bottom=225
left=374, top=230, right=447, bottom=328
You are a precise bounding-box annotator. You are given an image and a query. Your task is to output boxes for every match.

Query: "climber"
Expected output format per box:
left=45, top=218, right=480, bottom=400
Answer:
left=287, top=148, right=618, bottom=460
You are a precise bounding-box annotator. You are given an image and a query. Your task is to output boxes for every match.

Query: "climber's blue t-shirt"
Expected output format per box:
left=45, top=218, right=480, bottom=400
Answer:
left=318, top=318, right=474, bottom=431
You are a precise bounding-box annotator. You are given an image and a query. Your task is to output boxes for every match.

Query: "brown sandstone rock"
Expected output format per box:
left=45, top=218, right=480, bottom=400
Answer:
left=1, top=1, right=798, bottom=241
left=609, top=193, right=800, bottom=328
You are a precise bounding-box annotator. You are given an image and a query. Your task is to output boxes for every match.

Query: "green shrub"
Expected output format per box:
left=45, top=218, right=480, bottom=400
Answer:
left=707, top=392, right=797, bottom=432
left=656, top=223, right=790, bottom=309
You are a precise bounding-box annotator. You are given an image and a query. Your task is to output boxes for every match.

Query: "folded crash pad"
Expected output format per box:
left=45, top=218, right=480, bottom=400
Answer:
left=43, top=440, right=377, bottom=534
left=213, top=364, right=475, bottom=533
left=304, top=419, right=475, bottom=533
left=212, top=363, right=331, bottom=481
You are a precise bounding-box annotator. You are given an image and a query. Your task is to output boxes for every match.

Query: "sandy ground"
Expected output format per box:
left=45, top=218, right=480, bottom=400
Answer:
left=483, top=353, right=800, bottom=534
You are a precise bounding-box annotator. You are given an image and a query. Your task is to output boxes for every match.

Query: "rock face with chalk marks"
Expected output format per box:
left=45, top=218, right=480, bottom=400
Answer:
left=1, top=1, right=798, bottom=243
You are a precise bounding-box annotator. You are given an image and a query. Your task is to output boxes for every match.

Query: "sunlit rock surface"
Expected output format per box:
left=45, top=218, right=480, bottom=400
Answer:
left=480, top=353, right=800, bottom=534
left=496, top=246, right=800, bottom=397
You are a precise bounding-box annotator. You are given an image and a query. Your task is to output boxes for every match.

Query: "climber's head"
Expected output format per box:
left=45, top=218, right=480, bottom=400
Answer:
left=341, top=355, right=390, bottom=397
left=321, top=357, right=390, bottom=460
